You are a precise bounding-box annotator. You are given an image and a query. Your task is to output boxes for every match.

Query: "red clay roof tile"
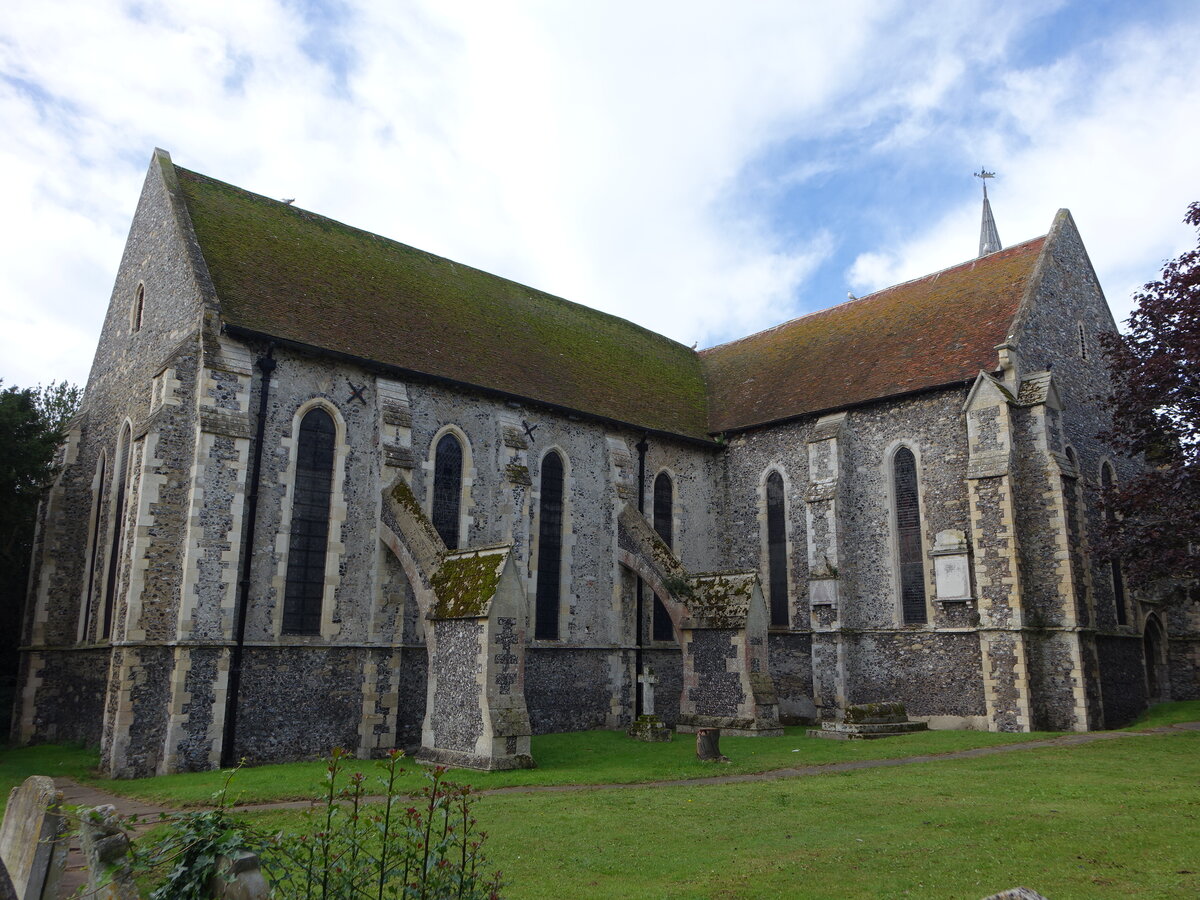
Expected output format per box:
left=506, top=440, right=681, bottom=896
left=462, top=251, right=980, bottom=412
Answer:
left=700, top=238, right=1046, bottom=433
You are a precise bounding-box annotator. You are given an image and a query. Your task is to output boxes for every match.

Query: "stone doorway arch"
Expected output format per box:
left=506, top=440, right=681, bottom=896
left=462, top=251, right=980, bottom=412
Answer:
left=1143, top=614, right=1169, bottom=702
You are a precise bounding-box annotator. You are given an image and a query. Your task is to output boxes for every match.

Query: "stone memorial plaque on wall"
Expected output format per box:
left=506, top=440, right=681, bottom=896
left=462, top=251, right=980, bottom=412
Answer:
left=810, top=577, right=838, bottom=607
left=932, top=529, right=971, bottom=601
left=934, top=554, right=970, bottom=600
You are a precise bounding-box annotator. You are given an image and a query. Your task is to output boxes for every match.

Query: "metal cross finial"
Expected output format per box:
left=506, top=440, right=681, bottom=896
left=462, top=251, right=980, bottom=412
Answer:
left=974, top=168, right=996, bottom=198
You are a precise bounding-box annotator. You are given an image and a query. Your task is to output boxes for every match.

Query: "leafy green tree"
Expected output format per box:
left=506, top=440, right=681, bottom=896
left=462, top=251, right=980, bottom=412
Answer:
left=0, top=380, right=82, bottom=716
left=1100, top=202, right=1200, bottom=592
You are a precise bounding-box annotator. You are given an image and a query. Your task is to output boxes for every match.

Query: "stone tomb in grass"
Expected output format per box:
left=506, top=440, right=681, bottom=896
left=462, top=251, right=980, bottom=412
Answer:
left=808, top=701, right=929, bottom=740
left=0, top=776, right=67, bottom=900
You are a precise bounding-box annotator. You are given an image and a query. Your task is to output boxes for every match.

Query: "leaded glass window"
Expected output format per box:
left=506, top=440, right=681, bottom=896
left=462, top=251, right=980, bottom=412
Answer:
left=283, top=408, right=336, bottom=635
left=102, top=426, right=132, bottom=639
left=894, top=447, right=927, bottom=624
left=766, top=471, right=789, bottom=627
left=1102, top=462, right=1127, bottom=625
left=652, top=471, right=674, bottom=641
left=431, top=433, right=463, bottom=549
left=535, top=451, right=564, bottom=640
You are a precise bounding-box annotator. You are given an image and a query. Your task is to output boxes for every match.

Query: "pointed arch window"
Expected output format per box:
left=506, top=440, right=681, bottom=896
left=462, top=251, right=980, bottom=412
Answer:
left=535, top=451, right=564, bottom=640
left=282, top=408, right=336, bottom=635
left=81, top=452, right=107, bottom=641
left=102, top=425, right=133, bottom=639
left=766, top=471, right=789, bottom=627
left=652, top=471, right=674, bottom=640
left=1101, top=462, right=1127, bottom=625
left=894, top=447, right=927, bottom=624
left=431, top=433, right=463, bottom=549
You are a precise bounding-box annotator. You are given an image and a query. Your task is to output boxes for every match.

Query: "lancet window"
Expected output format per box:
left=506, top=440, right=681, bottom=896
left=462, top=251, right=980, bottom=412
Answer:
left=652, top=471, right=674, bottom=640
left=765, top=471, right=789, bottom=627
left=431, top=433, right=463, bottom=549
left=282, top=407, right=336, bottom=635
left=535, top=451, right=565, bottom=640
left=894, top=447, right=927, bottom=624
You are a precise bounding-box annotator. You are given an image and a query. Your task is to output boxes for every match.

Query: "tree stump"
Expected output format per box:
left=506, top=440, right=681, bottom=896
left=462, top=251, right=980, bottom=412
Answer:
left=696, top=728, right=728, bottom=762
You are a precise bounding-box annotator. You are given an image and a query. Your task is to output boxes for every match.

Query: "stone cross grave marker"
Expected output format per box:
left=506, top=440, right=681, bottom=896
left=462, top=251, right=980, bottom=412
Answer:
left=638, top=668, right=658, bottom=716
left=0, top=776, right=67, bottom=900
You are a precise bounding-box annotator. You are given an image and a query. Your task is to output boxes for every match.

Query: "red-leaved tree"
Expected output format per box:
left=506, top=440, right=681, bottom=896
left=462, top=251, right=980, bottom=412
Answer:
left=1099, top=202, right=1200, bottom=592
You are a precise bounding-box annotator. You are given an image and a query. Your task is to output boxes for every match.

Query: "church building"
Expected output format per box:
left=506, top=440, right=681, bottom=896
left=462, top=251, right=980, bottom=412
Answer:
left=14, top=150, right=1194, bottom=777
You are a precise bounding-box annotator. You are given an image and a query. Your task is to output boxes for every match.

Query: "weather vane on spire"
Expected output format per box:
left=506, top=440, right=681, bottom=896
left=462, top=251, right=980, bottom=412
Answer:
left=975, top=168, right=1002, bottom=257
left=974, top=168, right=996, bottom=198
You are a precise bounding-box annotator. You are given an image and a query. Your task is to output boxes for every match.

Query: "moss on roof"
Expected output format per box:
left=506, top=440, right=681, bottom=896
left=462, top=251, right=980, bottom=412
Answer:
left=175, top=167, right=711, bottom=438
left=700, top=238, right=1047, bottom=433
left=431, top=550, right=505, bottom=618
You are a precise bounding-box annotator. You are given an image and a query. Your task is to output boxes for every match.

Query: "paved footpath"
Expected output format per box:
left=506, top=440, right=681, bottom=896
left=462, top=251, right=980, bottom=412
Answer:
left=52, top=722, right=1198, bottom=896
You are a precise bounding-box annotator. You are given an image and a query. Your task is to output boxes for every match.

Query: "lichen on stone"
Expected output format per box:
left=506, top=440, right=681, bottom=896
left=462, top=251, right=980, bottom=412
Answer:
left=389, top=477, right=441, bottom=544
left=431, top=550, right=504, bottom=618
left=686, top=572, right=756, bottom=627
left=504, top=462, right=532, bottom=485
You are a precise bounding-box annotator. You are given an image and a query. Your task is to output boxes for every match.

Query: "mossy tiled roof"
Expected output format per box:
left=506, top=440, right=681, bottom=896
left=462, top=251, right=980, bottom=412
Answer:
left=174, top=161, right=1045, bottom=440
left=175, top=167, right=711, bottom=439
left=700, top=238, right=1046, bottom=432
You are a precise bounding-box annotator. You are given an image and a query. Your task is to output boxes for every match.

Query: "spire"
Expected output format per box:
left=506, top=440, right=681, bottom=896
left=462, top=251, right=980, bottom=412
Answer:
left=975, top=168, right=1002, bottom=257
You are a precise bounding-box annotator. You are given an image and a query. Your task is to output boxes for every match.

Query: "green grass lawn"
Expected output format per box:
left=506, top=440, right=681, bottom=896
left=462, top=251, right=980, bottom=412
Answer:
left=54, top=727, right=1058, bottom=808
left=231, top=728, right=1200, bottom=898
left=1, top=701, right=1197, bottom=896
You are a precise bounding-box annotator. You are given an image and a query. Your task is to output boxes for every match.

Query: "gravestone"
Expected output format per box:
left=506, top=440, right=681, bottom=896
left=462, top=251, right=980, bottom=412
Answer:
left=210, top=851, right=270, bottom=900
left=0, top=776, right=67, bottom=900
left=77, top=806, right=138, bottom=900
left=627, top=668, right=672, bottom=742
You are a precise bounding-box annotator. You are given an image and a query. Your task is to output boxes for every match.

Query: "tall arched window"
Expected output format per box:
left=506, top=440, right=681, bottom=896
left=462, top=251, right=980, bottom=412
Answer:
left=282, top=408, right=336, bottom=635
left=893, top=447, right=927, bottom=624
left=766, top=471, right=789, bottom=627
left=80, top=452, right=107, bottom=641
left=535, top=451, right=564, bottom=640
left=1101, top=462, right=1127, bottom=625
left=652, top=471, right=674, bottom=640
left=431, top=433, right=463, bottom=549
left=102, top=425, right=133, bottom=639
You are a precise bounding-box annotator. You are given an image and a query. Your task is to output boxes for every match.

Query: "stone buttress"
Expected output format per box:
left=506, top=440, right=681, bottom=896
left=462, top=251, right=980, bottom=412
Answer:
left=1010, top=371, right=1102, bottom=730
left=964, top=371, right=1033, bottom=731
left=805, top=413, right=848, bottom=719
left=616, top=504, right=782, bottom=736
left=417, top=546, right=534, bottom=770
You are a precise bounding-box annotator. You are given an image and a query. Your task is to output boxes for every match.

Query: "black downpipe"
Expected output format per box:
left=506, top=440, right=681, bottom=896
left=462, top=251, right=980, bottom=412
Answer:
left=221, top=348, right=276, bottom=768
left=634, top=434, right=649, bottom=718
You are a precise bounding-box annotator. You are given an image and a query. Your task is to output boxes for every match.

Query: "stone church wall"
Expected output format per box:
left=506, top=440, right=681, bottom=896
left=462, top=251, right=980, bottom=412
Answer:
left=191, top=337, right=720, bottom=758
left=720, top=387, right=989, bottom=723
left=16, top=155, right=209, bottom=754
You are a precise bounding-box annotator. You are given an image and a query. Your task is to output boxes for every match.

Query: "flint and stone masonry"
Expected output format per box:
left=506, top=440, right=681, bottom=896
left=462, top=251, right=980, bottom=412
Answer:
left=14, top=150, right=1196, bottom=775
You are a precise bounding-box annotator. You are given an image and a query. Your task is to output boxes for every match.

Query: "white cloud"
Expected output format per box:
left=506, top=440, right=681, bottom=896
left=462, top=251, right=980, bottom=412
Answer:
left=1, top=0, right=1195, bottom=392
left=847, top=18, right=1200, bottom=329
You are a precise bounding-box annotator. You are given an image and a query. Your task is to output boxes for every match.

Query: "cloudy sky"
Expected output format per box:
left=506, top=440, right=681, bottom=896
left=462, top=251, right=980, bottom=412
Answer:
left=3, top=0, right=1199, bottom=390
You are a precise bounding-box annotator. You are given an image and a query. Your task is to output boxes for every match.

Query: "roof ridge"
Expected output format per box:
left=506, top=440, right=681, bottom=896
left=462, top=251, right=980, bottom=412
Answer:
left=175, top=166, right=699, bottom=356
left=699, top=234, right=1047, bottom=356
